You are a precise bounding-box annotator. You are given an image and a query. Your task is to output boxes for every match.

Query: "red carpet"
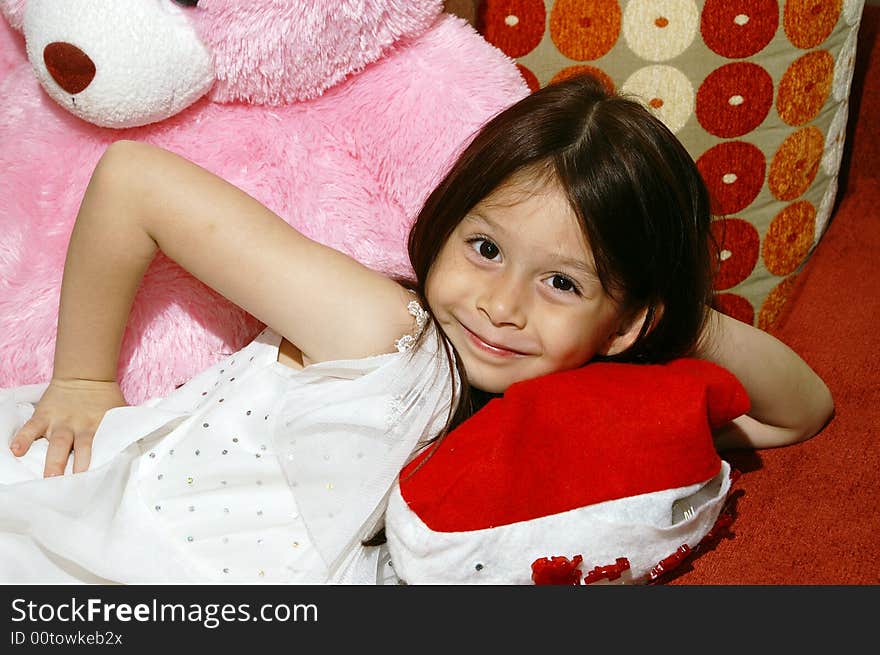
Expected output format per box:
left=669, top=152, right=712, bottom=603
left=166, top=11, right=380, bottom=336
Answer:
left=670, top=7, right=880, bottom=585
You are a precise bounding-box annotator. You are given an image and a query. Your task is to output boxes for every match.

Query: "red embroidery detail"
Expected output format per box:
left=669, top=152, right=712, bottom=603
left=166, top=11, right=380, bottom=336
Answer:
left=582, top=557, right=631, bottom=584
left=531, top=555, right=584, bottom=585
left=649, top=544, right=691, bottom=581
left=707, top=509, right=734, bottom=539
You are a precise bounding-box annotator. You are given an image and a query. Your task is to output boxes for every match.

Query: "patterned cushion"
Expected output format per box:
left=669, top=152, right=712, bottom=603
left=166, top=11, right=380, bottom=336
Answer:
left=475, top=0, right=865, bottom=329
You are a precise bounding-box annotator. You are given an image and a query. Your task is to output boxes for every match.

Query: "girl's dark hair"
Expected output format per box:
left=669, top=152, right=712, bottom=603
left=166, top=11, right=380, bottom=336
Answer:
left=406, top=72, right=717, bottom=433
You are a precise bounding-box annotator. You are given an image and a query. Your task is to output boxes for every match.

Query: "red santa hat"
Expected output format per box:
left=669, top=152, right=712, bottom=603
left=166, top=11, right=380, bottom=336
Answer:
left=384, top=358, right=749, bottom=584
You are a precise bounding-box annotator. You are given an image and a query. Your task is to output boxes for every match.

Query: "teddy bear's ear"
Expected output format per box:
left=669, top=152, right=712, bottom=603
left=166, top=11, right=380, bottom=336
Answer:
left=190, top=1, right=445, bottom=105
left=0, top=0, right=26, bottom=31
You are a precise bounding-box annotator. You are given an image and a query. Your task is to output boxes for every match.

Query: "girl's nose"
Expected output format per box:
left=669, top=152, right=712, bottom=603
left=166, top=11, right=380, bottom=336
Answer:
left=477, top=272, right=527, bottom=328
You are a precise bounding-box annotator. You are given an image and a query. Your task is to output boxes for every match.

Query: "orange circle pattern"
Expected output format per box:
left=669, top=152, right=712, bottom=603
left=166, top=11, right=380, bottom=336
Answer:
left=777, top=50, right=834, bottom=126
left=768, top=126, right=825, bottom=201
left=783, top=0, right=843, bottom=49
left=550, top=64, right=615, bottom=92
left=758, top=273, right=801, bottom=330
left=762, top=200, right=816, bottom=276
left=549, top=0, right=622, bottom=61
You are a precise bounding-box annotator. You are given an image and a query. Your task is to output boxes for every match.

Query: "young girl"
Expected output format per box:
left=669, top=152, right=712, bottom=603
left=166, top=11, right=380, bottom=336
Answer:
left=0, top=75, right=832, bottom=584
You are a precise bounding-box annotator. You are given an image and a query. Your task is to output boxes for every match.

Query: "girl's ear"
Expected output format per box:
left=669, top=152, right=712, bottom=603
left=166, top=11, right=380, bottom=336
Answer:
left=600, top=304, right=659, bottom=356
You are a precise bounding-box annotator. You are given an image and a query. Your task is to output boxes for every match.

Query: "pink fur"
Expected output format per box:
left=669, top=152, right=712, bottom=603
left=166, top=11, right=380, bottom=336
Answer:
left=0, top=7, right=528, bottom=404
left=192, top=0, right=444, bottom=104
left=0, top=4, right=22, bottom=71
left=0, top=0, right=25, bottom=29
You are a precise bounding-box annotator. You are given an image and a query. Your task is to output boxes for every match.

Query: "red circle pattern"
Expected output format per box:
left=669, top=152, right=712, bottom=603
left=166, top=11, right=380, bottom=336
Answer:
left=711, top=218, right=761, bottom=290
left=701, top=0, right=779, bottom=59
left=479, top=0, right=547, bottom=58
left=517, top=63, right=541, bottom=92
left=713, top=293, right=755, bottom=326
left=696, top=141, right=767, bottom=216
left=696, top=62, right=774, bottom=138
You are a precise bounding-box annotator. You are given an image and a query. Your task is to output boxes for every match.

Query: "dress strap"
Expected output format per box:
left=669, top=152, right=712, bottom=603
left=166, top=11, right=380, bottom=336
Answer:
left=394, top=300, right=430, bottom=353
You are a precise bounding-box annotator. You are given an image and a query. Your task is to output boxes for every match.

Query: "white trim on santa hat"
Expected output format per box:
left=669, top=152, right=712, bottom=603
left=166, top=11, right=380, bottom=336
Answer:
left=385, top=461, right=732, bottom=585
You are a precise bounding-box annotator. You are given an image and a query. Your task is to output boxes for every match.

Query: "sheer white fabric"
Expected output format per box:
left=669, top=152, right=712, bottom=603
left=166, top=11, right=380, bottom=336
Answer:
left=0, top=301, right=456, bottom=584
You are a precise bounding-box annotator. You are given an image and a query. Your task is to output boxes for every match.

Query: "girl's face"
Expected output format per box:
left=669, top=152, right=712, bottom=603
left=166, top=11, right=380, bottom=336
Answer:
left=425, top=174, right=634, bottom=394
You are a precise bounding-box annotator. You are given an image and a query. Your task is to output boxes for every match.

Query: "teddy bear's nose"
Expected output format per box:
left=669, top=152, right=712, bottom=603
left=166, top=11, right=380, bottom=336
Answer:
left=43, top=42, right=96, bottom=94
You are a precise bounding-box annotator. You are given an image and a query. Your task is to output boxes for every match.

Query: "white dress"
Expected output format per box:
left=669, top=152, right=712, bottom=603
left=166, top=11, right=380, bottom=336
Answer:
left=0, top=301, right=455, bottom=585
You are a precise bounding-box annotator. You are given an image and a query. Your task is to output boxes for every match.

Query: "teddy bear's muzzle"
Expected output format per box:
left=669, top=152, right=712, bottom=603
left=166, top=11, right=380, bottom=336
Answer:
left=43, top=42, right=95, bottom=95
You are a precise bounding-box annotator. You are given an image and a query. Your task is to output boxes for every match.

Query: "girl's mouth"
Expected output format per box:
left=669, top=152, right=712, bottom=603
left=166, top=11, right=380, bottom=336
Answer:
left=460, top=323, right=528, bottom=358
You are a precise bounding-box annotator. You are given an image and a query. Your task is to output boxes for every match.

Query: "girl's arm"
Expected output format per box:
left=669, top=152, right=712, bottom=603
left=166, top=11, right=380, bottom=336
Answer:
left=57, top=140, right=414, bottom=375
left=698, top=308, right=834, bottom=450
left=12, top=140, right=414, bottom=476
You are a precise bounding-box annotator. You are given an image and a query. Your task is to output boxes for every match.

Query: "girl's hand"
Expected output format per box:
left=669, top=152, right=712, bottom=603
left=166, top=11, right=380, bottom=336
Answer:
left=9, top=378, right=128, bottom=477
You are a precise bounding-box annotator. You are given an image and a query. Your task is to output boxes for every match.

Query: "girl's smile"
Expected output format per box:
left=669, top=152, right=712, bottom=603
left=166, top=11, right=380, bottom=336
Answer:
left=458, top=320, right=533, bottom=358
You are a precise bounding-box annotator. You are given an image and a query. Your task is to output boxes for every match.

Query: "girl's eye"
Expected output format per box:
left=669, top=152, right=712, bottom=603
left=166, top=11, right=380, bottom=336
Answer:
left=546, top=274, right=580, bottom=294
left=172, top=0, right=199, bottom=7
left=470, top=238, right=501, bottom=261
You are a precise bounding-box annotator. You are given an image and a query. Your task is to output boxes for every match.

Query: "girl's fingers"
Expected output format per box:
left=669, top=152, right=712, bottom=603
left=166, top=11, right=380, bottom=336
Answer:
left=43, top=427, right=75, bottom=478
left=72, top=431, right=95, bottom=474
left=10, top=416, right=48, bottom=456
left=12, top=411, right=100, bottom=475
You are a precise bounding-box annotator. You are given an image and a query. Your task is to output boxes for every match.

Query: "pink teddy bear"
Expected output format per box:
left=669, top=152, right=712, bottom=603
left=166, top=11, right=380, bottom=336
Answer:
left=0, top=0, right=528, bottom=404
